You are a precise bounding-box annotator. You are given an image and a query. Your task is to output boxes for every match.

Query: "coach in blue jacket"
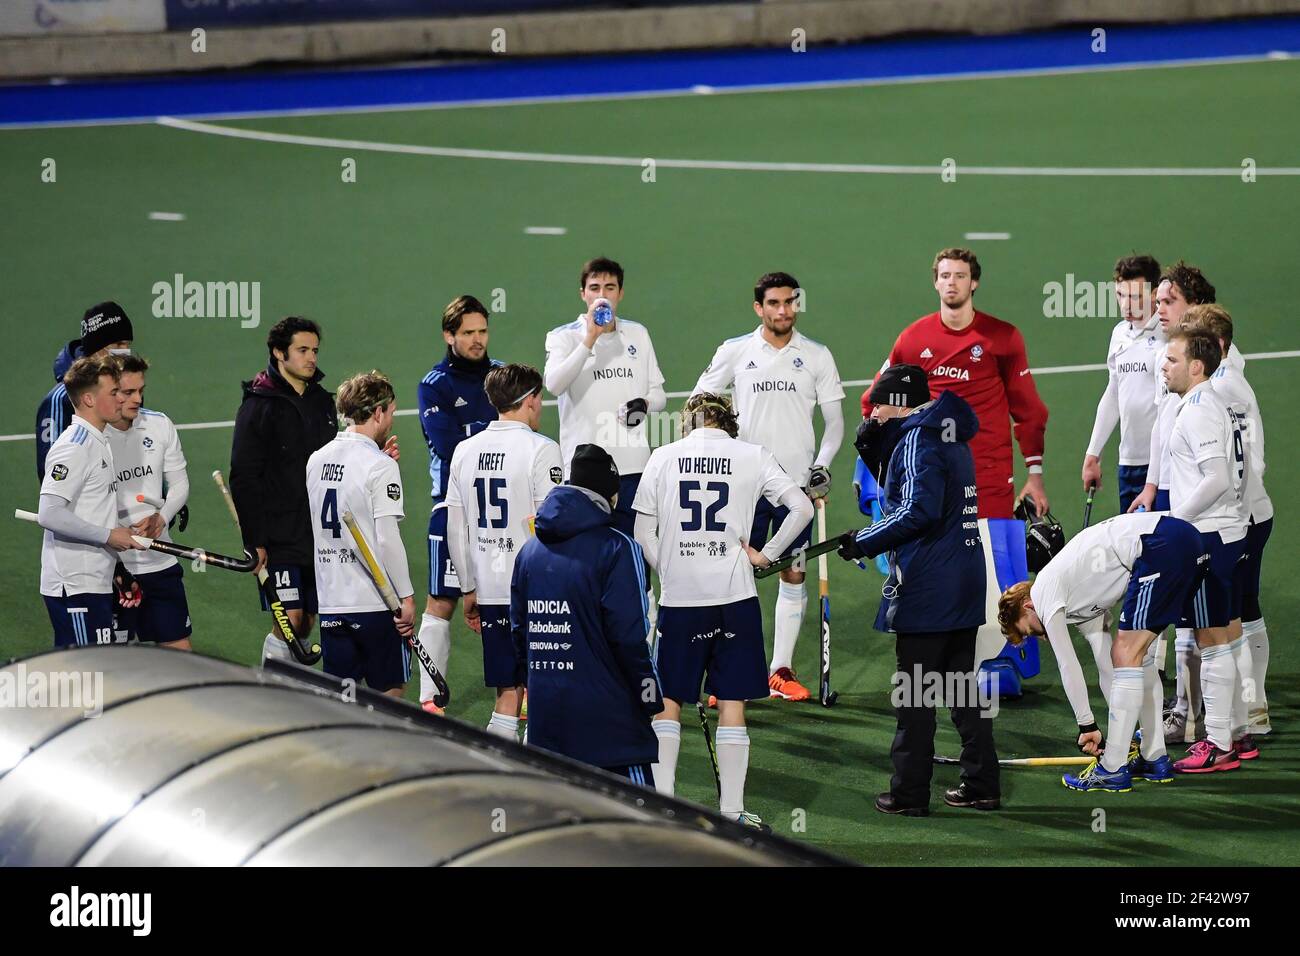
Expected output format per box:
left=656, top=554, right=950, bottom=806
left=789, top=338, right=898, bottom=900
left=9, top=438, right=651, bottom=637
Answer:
left=510, top=444, right=663, bottom=787
left=839, top=364, right=999, bottom=816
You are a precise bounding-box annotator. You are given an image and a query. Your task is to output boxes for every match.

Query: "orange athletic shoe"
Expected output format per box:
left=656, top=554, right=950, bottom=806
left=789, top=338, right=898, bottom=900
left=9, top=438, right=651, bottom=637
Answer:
left=768, top=667, right=812, bottom=701
left=421, top=699, right=445, bottom=716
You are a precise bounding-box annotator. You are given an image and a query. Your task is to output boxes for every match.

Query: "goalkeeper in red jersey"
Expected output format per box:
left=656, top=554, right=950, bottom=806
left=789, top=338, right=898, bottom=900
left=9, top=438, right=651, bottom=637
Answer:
left=861, top=248, right=1050, bottom=685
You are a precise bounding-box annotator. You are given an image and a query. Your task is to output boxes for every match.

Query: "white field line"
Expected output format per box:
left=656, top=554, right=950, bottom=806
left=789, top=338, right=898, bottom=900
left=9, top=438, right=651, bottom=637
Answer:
left=2, top=50, right=1296, bottom=130
left=153, top=116, right=1300, bottom=176
left=7, top=350, right=1299, bottom=442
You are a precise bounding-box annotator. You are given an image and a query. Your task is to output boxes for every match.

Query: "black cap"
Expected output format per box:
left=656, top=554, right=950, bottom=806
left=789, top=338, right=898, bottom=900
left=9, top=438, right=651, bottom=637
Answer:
left=568, top=443, right=620, bottom=505
left=868, top=363, right=930, bottom=409
left=80, top=301, right=133, bottom=357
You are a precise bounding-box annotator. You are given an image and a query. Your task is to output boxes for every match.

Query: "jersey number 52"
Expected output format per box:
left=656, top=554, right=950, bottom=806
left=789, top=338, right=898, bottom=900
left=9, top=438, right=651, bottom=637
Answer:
left=680, top=480, right=728, bottom=532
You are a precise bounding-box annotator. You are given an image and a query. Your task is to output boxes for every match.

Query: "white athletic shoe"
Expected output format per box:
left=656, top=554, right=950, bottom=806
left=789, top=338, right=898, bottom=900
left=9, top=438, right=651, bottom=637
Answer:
left=732, top=811, right=772, bottom=833
left=1162, top=710, right=1204, bottom=745
left=1248, top=707, right=1271, bottom=736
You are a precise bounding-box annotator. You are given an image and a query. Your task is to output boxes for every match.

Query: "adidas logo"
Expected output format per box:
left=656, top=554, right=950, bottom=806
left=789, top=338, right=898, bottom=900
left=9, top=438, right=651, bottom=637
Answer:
left=454, top=397, right=468, bottom=408
left=920, top=348, right=933, bottom=359
left=745, top=360, right=758, bottom=369
left=901, top=375, right=911, bottom=382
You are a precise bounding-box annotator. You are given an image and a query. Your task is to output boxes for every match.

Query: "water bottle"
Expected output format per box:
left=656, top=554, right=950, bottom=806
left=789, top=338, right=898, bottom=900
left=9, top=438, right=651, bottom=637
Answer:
left=592, top=297, right=613, bottom=327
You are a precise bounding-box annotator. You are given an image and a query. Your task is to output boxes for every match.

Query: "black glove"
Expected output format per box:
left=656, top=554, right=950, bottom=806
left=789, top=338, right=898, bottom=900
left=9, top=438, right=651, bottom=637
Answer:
left=619, top=397, right=649, bottom=428
left=807, top=464, right=831, bottom=499
left=114, top=562, right=142, bottom=609
left=836, top=531, right=865, bottom=562
left=169, top=504, right=190, bottom=533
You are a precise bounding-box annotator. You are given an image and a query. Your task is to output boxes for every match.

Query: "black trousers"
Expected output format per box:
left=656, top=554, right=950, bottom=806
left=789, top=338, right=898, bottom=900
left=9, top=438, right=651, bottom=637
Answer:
left=890, top=626, right=999, bottom=807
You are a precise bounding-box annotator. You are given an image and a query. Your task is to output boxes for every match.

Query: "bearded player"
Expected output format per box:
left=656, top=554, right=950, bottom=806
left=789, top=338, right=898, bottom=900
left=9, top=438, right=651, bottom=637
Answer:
left=862, top=248, right=1050, bottom=675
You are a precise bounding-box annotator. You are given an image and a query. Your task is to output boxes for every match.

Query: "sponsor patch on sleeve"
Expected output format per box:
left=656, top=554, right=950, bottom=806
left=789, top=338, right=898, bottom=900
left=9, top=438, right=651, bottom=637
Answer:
left=51, top=464, right=68, bottom=481
left=387, top=482, right=402, bottom=501
left=549, top=466, right=563, bottom=484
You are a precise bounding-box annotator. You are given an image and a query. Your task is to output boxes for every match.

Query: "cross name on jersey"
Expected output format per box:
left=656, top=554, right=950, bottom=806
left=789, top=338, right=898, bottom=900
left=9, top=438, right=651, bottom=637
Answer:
left=319, top=462, right=345, bottom=481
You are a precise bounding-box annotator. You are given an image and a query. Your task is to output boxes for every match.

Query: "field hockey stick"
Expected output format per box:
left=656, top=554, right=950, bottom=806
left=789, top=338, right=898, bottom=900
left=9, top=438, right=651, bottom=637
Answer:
left=1083, top=483, right=1097, bottom=529
left=210, top=471, right=321, bottom=666
left=816, top=499, right=838, bottom=707
left=14, top=508, right=255, bottom=572
left=754, top=532, right=851, bottom=579
left=341, top=509, right=450, bottom=708
left=697, top=701, right=722, bottom=798
left=933, top=755, right=1092, bottom=768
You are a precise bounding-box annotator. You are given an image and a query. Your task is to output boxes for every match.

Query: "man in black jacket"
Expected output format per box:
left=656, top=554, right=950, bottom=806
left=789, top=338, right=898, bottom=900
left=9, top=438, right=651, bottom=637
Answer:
left=840, top=364, right=999, bottom=816
left=231, top=317, right=344, bottom=662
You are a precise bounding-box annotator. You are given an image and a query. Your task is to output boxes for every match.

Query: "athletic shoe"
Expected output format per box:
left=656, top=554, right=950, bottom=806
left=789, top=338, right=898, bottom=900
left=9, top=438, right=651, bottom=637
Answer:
left=1173, top=740, right=1240, bottom=773
left=1162, top=710, right=1204, bottom=745
left=421, top=699, right=445, bottom=716
left=768, top=667, right=812, bottom=702
left=874, top=793, right=930, bottom=817
left=1062, top=759, right=1132, bottom=793
left=1234, top=734, right=1260, bottom=760
left=733, top=810, right=773, bottom=832
left=943, top=783, right=1000, bottom=810
left=1128, top=752, right=1175, bottom=783
left=519, top=689, right=527, bottom=722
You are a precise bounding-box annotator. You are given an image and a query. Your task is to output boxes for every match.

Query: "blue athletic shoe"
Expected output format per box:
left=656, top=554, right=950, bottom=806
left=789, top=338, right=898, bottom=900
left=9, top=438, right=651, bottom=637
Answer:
left=1128, top=752, right=1175, bottom=783
left=1063, top=759, right=1133, bottom=793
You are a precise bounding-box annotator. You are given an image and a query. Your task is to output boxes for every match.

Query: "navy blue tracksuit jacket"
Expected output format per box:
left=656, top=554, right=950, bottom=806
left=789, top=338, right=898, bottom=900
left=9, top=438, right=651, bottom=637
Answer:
left=510, top=486, right=662, bottom=769
left=852, top=390, right=986, bottom=634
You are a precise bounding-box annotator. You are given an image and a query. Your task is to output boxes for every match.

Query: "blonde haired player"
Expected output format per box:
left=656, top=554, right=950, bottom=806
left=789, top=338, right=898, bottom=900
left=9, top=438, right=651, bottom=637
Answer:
left=633, top=393, right=813, bottom=829
left=306, top=371, right=415, bottom=697
left=444, top=364, right=563, bottom=740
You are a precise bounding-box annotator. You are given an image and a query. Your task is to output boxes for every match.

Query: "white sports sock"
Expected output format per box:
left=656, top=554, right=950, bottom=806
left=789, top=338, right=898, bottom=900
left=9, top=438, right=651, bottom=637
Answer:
left=1229, top=635, right=1254, bottom=740
left=417, top=613, right=450, bottom=703
left=1152, top=632, right=1168, bottom=672
left=1173, top=628, right=1199, bottom=720
left=651, top=719, right=681, bottom=796
left=1242, top=618, right=1269, bottom=731
left=1199, top=644, right=1236, bottom=752
left=715, top=726, right=750, bottom=816
left=770, top=581, right=805, bottom=673
left=1139, top=652, right=1167, bottom=762
left=1102, top=668, right=1144, bottom=773
left=1079, top=617, right=1113, bottom=707
left=646, top=587, right=659, bottom=644
left=486, top=712, right=520, bottom=741
left=262, top=631, right=292, bottom=663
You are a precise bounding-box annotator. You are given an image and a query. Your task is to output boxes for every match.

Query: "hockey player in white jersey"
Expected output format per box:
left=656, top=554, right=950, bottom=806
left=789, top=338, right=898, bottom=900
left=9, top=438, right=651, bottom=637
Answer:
left=543, top=256, right=666, bottom=536
left=106, top=354, right=193, bottom=649
left=38, top=357, right=146, bottom=646
left=445, top=364, right=563, bottom=740
left=997, top=512, right=1209, bottom=792
left=633, top=393, right=813, bottom=829
left=307, top=371, right=415, bottom=697
left=1184, top=305, right=1274, bottom=742
left=1081, top=255, right=1165, bottom=512
left=692, top=272, right=844, bottom=702
left=1159, top=329, right=1251, bottom=774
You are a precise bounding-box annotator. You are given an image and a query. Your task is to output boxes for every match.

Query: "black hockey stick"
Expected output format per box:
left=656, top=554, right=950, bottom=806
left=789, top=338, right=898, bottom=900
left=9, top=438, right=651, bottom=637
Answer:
left=697, top=701, right=722, bottom=798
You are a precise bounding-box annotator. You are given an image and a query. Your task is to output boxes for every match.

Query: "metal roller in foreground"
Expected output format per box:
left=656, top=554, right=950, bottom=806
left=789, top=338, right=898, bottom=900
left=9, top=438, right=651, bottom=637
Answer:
left=0, top=646, right=845, bottom=867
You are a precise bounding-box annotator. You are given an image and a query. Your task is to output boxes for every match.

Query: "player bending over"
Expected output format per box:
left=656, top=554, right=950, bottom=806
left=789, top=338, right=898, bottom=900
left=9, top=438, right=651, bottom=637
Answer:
left=445, top=364, right=563, bottom=741
left=107, top=354, right=193, bottom=650
left=633, top=393, right=813, bottom=829
left=998, top=512, right=1209, bottom=792
left=307, top=372, right=415, bottom=697
left=693, top=271, right=844, bottom=702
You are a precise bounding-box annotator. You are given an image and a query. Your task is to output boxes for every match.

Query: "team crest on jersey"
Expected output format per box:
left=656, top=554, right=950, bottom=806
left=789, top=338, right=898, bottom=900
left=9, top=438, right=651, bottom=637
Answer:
left=549, top=466, right=563, bottom=484
left=51, top=464, right=68, bottom=481
left=792, top=356, right=804, bottom=369
left=627, top=344, right=637, bottom=357
left=386, top=483, right=401, bottom=501
left=970, top=344, right=984, bottom=362
left=142, top=437, right=154, bottom=449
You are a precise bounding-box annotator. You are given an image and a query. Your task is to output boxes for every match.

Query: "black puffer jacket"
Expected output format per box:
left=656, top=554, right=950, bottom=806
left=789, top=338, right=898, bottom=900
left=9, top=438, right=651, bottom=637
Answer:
left=229, top=362, right=337, bottom=564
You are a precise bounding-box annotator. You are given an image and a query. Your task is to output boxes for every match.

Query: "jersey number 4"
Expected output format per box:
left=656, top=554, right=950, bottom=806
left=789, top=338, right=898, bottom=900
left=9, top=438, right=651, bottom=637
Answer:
left=680, top=480, right=728, bottom=532
left=320, top=488, right=341, bottom=538
left=474, top=477, right=509, bottom=529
